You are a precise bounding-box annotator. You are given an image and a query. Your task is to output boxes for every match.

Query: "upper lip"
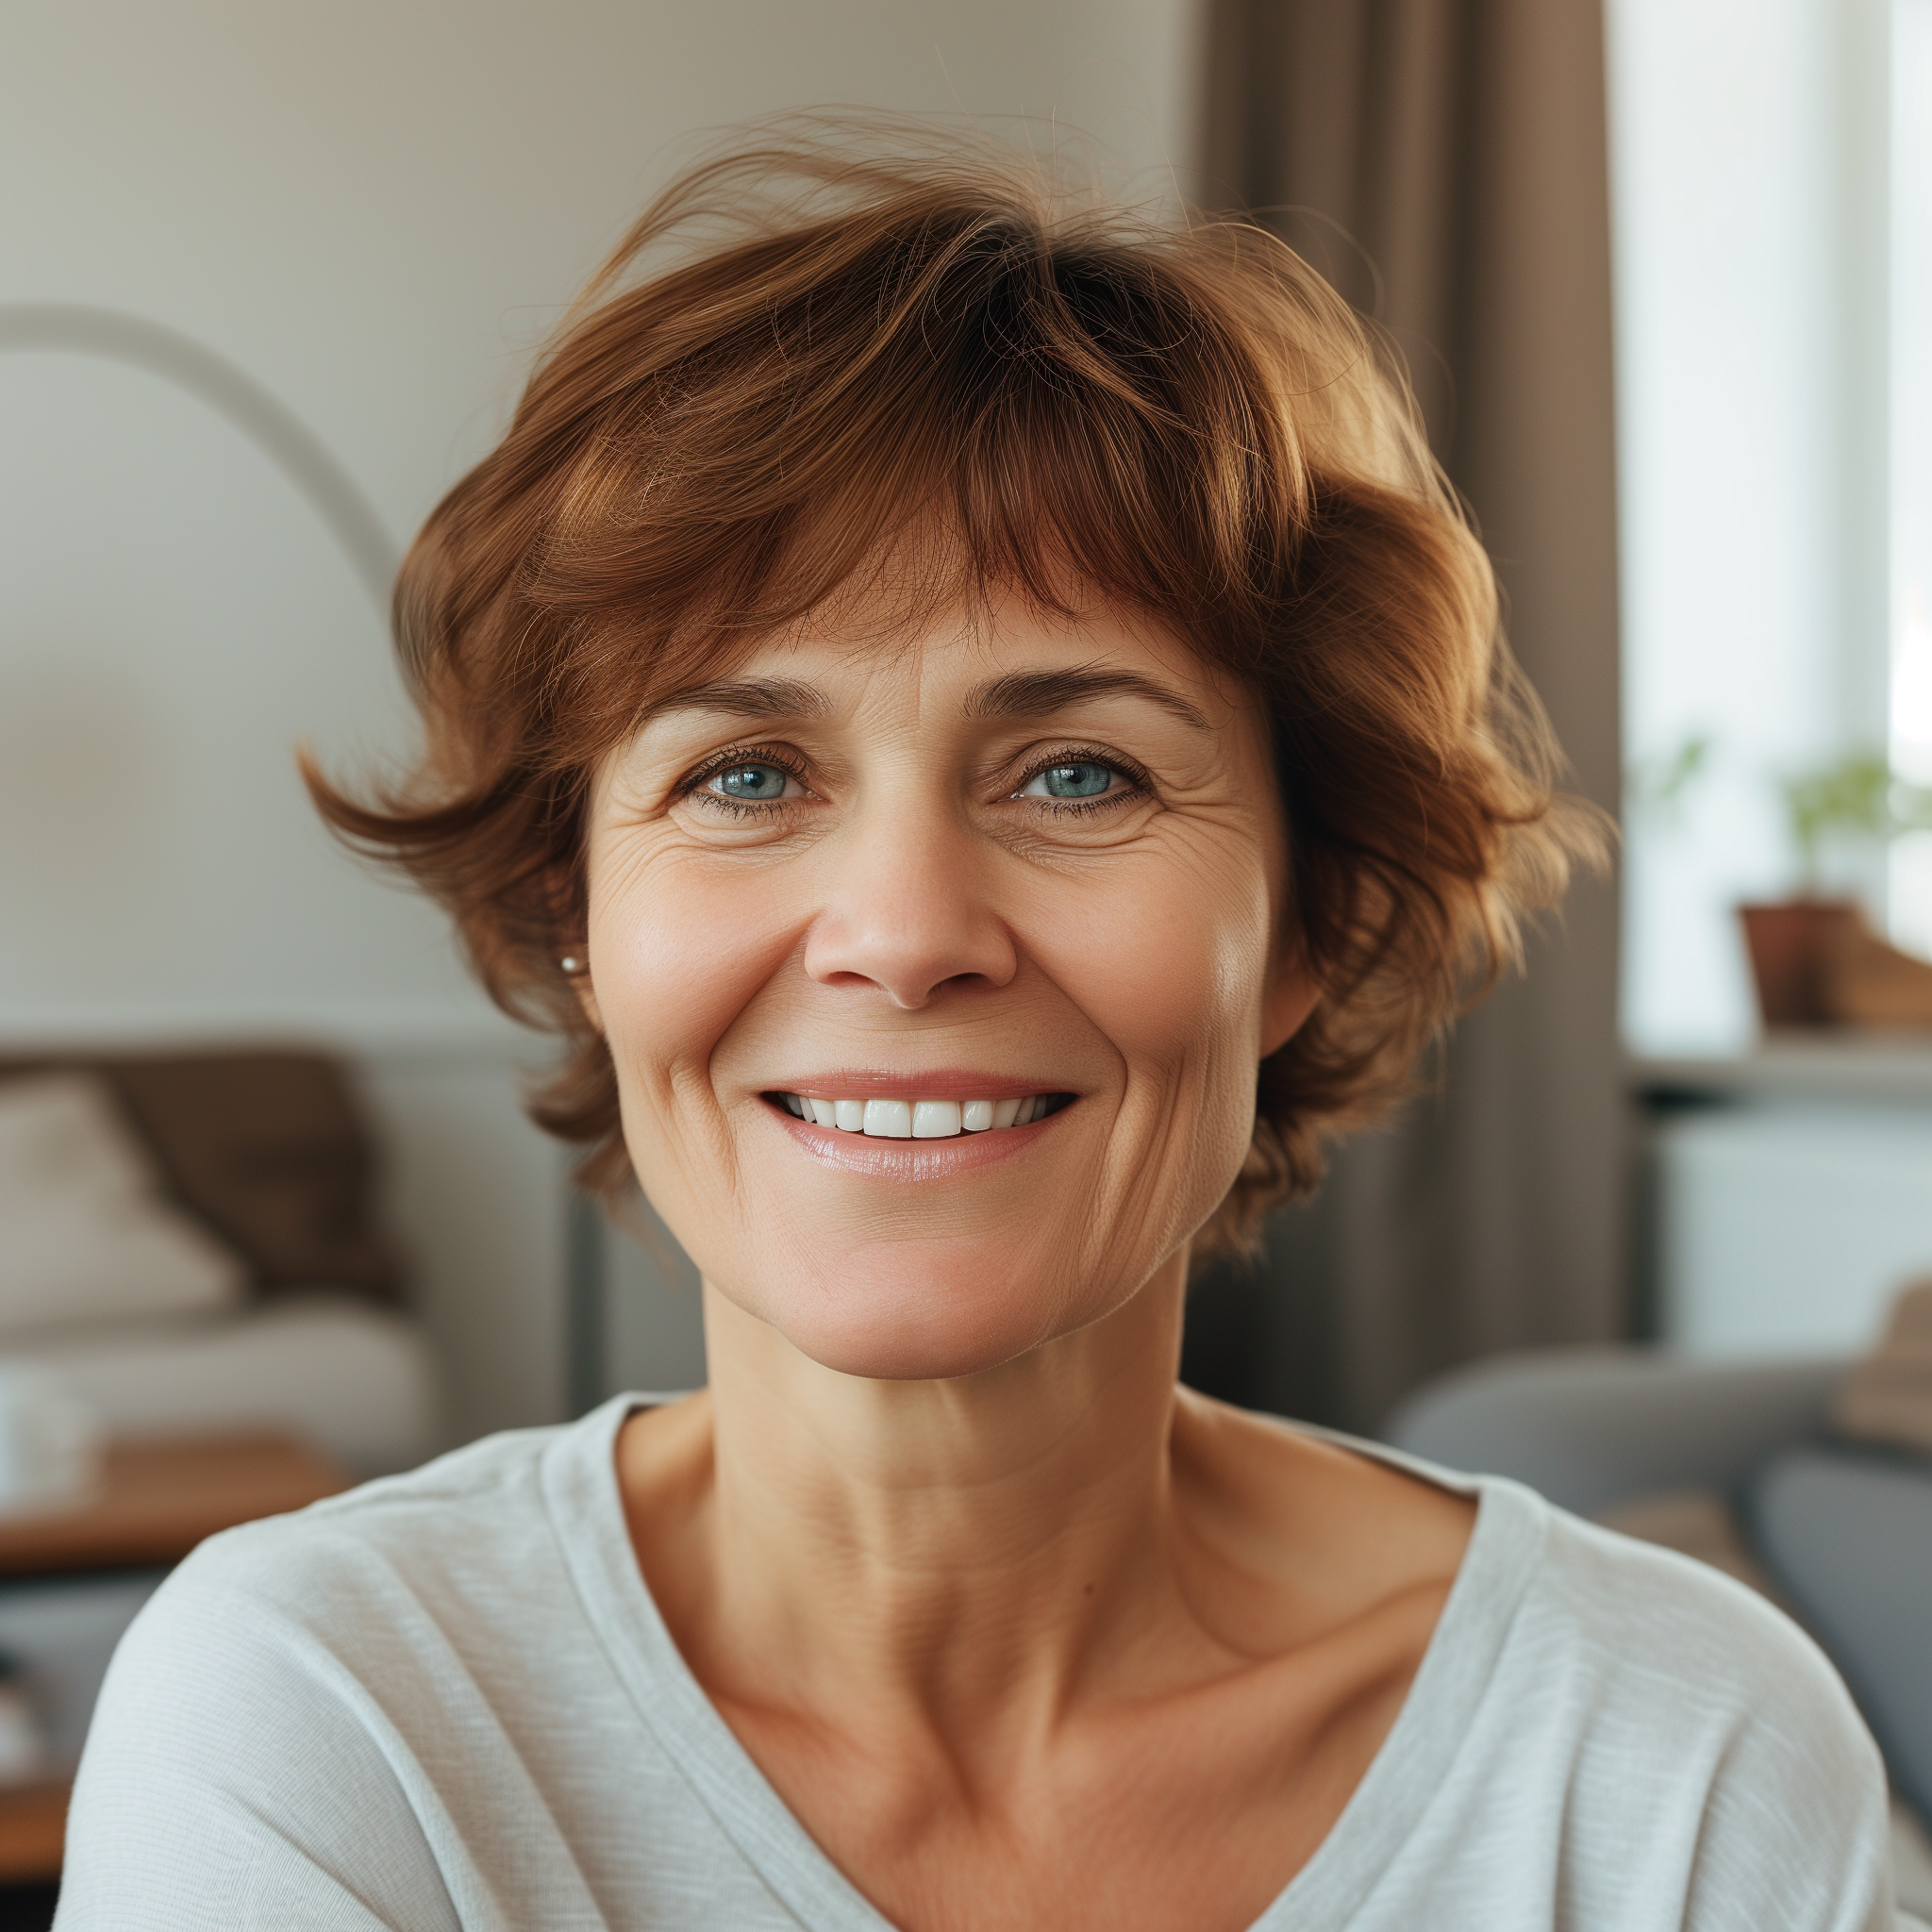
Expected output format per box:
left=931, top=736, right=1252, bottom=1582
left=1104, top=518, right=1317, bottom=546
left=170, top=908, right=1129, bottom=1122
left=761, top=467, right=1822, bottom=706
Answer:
left=761, top=1072, right=1069, bottom=1101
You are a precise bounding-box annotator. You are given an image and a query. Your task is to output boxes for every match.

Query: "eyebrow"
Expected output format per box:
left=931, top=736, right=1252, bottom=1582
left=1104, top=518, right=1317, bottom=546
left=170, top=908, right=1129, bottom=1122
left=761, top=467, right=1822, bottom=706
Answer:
left=964, top=668, right=1211, bottom=731
left=650, top=677, right=832, bottom=721
left=648, top=666, right=1212, bottom=730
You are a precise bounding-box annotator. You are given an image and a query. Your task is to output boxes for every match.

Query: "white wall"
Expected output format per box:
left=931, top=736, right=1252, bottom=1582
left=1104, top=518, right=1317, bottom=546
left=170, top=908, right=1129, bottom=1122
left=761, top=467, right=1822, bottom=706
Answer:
left=0, top=0, right=1201, bottom=1434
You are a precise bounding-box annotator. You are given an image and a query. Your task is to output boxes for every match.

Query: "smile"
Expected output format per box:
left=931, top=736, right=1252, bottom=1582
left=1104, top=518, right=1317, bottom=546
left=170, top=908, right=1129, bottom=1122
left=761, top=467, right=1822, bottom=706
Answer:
left=770, top=1092, right=1073, bottom=1138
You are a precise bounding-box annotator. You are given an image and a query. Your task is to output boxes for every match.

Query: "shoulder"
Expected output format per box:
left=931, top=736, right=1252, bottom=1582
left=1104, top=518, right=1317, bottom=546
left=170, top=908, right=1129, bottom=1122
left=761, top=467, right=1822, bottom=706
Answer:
left=58, top=1417, right=610, bottom=1928
left=1315, top=1422, right=1875, bottom=1761
left=78, top=1414, right=600, bottom=1793
left=163, top=1414, right=575, bottom=1629
left=1517, top=1493, right=1872, bottom=1748
left=77, top=1416, right=589, bottom=1761
left=1462, top=1484, right=1894, bottom=1928
left=1172, top=1393, right=1477, bottom=1639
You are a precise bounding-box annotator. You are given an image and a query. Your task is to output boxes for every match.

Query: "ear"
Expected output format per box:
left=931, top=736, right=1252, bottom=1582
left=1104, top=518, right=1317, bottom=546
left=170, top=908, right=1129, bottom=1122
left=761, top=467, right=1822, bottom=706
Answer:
left=1259, top=951, right=1321, bottom=1060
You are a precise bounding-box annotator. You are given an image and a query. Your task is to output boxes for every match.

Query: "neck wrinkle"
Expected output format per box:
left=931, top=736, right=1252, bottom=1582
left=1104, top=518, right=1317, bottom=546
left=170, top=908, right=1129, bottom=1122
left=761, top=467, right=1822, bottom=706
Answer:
left=694, top=1255, right=1193, bottom=1731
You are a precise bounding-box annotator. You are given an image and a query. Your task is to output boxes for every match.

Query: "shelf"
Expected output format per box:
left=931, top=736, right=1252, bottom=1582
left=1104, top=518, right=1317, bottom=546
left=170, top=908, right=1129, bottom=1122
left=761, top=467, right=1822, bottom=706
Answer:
left=0, top=1429, right=348, bottom=1577
left=1632, top=1035, right=1932, bottom=1106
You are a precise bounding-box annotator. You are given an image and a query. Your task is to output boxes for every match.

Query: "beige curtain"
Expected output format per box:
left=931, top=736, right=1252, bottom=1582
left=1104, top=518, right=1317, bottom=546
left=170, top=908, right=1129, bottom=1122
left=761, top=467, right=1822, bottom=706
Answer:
left=1184, top=0, right=1626, bottom=1431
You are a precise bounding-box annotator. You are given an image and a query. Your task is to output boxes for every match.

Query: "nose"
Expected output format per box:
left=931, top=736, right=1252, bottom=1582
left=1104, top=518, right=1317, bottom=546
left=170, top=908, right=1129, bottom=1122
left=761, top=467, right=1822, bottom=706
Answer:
left=803, top=808, right=1018, bottom=1009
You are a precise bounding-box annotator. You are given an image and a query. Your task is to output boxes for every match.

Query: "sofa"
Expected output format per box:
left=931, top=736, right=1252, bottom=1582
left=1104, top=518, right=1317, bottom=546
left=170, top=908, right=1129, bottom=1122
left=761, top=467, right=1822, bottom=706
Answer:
left=0, top=1047, right=439, bottom=1474
left=0, top=1046, right=441, bottom=1792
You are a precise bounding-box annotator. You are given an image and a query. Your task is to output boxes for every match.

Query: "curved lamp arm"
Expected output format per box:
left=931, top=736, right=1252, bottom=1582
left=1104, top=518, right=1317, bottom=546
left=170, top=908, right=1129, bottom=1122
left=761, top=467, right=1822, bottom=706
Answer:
left=0, top=302, right=400, bottom=615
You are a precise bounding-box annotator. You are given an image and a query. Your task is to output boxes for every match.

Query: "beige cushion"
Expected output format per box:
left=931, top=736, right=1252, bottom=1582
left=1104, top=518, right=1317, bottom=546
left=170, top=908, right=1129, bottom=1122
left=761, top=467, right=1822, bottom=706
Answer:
left=0, top=1073, right=245, bottom=1338
left=1837, top=1277, right=1932, bottom=1456
left=0, top=1050, right=403, bottom=1303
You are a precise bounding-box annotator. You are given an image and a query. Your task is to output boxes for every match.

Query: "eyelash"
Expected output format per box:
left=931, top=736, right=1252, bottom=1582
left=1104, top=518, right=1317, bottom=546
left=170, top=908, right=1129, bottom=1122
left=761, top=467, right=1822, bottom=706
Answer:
left=676, top=744, right=812, bottom=820
left=674, top=743, right=1152, bottom=818
left=1010, top=747, right=1151, bottom=817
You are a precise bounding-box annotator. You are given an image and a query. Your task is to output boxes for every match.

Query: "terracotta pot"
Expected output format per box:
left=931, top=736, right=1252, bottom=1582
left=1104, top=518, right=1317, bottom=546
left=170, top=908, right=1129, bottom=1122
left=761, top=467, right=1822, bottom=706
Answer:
left=1735, top=899, right=1861, bottom=1028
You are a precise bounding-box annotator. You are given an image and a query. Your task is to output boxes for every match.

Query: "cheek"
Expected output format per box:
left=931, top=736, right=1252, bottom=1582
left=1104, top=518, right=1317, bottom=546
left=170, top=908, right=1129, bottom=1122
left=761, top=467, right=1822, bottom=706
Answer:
left=1022, top=849, right=1274, bottom=1095
left=1017, top=841, right=1276, bottom=1280
left=586, top=846, right=797, bottom=1114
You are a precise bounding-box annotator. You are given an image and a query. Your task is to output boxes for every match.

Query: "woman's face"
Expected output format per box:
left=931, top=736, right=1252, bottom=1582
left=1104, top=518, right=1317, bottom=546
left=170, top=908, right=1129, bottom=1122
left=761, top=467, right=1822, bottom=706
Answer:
left=581, top=594, right=1310, bottom=1380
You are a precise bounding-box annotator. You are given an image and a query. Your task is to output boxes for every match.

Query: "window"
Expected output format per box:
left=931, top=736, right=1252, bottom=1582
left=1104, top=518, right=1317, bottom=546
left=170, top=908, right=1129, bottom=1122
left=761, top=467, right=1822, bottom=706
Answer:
left=1610, top=0, right=1897, bottom=1054
left=1892, top=0, right=1932, bottom=952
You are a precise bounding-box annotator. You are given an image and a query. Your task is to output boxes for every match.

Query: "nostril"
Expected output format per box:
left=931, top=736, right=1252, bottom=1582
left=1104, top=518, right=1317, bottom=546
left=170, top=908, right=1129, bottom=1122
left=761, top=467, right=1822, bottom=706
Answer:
left=800, top=900, right=1021, bottom=1004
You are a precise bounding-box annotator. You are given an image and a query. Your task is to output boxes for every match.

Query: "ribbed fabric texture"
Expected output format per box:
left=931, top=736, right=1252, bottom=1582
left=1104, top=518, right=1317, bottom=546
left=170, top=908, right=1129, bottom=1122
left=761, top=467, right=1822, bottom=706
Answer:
left=56, top=1397, right=1901, bottom=1930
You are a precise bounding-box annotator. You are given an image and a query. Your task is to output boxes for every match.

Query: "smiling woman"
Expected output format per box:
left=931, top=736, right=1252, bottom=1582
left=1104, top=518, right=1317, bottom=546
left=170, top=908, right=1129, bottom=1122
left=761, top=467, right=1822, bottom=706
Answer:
left=303, top=125, right=1584, bottom=1256
left=55, top=121, right=1904, bottom=1932
left=575, top=596, right=1299, bottom=1383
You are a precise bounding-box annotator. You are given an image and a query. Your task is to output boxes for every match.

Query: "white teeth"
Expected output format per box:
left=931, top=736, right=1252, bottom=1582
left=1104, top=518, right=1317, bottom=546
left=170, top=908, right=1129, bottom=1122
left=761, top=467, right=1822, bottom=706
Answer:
left=783, top=1092, right=1058, bottom=1138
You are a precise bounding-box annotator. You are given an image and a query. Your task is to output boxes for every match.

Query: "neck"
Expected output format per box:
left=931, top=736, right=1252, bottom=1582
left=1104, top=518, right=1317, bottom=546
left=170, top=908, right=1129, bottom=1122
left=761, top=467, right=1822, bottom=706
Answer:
left=656, top=1257, right=1191, bottom=1734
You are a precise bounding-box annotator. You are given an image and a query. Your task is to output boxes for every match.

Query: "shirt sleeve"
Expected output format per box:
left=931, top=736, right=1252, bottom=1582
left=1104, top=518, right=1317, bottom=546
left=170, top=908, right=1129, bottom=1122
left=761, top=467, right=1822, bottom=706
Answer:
left=53, top=1544, right=462, bottom=1932
left=1680, top=1692, right=1898, bottom=1931
left=1643, top=1571, right=1904, bottom=1932
left=1497, top=1513, right=1909, bottom=1932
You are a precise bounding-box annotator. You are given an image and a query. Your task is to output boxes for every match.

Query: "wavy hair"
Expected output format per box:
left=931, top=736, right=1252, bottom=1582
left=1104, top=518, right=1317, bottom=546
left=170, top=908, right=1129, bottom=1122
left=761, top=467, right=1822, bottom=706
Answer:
left=308, top=118, right=1600, bottom=1255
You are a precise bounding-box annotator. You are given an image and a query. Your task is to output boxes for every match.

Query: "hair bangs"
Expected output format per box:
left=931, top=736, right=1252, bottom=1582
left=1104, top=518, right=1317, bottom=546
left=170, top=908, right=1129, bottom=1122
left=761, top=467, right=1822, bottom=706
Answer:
left=308, top=117, right=1602, bottom=1245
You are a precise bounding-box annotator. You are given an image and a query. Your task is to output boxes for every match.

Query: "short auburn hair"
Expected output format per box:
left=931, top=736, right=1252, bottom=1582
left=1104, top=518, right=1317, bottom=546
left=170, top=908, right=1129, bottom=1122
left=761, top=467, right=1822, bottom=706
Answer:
left=310, top=119, right=1595, bottom=1256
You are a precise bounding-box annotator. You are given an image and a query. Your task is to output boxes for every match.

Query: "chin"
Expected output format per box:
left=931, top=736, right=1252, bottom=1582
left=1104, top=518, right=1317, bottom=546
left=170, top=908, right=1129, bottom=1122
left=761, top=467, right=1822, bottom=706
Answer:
left=732, top=1241, right=1091, bottom=1382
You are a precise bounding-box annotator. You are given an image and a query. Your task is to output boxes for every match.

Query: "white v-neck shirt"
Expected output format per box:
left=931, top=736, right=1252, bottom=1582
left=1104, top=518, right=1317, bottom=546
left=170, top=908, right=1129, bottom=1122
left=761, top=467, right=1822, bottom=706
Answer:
left=57, top=1395, right=1904, bottom=1931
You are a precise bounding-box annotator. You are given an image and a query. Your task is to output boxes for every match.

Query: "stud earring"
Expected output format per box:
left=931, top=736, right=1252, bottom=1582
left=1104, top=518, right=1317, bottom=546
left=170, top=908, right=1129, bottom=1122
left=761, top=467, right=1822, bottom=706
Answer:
left=558, top=953, right=588, bottom=976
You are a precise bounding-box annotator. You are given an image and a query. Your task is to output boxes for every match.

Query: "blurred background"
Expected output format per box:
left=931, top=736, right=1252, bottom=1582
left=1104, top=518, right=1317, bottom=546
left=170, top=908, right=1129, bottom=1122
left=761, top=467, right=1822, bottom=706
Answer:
left=0, top=0, right=1202, bottom=1453
left=5, top=0, right=1932, bottom=1909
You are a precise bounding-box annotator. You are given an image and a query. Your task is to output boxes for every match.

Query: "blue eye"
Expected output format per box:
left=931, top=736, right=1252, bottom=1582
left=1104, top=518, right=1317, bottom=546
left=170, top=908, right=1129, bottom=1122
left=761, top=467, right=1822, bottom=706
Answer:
left=1026, top=761, right=1116, bottom=800
left=710, top=762, right=791, bottom=801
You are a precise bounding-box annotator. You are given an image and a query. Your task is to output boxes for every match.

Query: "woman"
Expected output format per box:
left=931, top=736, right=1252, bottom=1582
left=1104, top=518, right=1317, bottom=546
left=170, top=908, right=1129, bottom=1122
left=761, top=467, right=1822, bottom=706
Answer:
left=60, top=127, right=1898, bottom=1929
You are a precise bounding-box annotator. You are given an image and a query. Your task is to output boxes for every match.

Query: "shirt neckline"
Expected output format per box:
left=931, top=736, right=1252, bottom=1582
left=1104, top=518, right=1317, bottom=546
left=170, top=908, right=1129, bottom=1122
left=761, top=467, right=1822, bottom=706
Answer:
left=544, top=1393, right=1550, bottom=1932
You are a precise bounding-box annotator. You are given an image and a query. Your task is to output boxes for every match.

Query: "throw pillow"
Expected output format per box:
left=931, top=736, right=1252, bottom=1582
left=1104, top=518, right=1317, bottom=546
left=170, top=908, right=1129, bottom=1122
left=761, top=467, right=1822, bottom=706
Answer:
left=0, top=1072, right=245, bottom=1337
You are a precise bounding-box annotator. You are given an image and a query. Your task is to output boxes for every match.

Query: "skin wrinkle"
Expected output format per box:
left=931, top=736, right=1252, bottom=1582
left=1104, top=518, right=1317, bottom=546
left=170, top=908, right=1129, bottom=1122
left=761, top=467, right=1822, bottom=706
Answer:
left=589, top=592, right=1278, bottom=1339
left=580, top=591, right=1475, bottom=1932
left=963, top=665, right=1211, bottom=732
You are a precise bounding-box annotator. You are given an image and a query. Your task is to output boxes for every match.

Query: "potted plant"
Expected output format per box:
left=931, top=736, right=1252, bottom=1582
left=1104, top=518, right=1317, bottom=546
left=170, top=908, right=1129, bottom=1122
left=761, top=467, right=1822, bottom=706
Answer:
left=1737, top=752, right=1932, bottom=1028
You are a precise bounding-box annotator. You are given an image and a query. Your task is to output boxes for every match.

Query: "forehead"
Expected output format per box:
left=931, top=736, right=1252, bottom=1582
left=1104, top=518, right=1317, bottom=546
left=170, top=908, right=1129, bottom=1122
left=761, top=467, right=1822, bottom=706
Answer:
left=647, top=594, right=1241, bottom=730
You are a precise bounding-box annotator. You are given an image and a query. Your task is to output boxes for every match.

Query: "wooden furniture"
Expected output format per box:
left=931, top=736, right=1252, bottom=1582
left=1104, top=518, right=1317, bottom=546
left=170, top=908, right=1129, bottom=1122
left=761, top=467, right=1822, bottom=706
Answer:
left=0, top=1429, right=347, bottom=1577
left=0, top=1428, right=349, bottom=1886
left=0, top=1781, right=68, bottom=1884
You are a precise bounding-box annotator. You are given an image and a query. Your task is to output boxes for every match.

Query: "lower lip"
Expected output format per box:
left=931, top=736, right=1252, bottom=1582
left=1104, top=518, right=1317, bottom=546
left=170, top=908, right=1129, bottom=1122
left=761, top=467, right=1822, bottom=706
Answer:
left=763, top=1102, right=1066, bottom=1179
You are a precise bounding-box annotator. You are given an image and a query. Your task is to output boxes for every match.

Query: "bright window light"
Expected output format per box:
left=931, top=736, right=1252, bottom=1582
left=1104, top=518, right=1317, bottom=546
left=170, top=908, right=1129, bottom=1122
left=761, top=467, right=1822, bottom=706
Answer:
left=1894, top=1, right=1932, bottom=798
left=1610, top=0, right=1896, bottom=1056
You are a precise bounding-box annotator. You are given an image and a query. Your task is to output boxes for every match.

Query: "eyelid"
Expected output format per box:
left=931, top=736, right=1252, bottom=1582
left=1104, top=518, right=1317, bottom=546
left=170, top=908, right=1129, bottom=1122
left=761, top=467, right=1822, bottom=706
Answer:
left=667, top=739, right=1152, bottom=817
left=1009, top=744, right=1154, bottom=799
left=675, top=741, right=812, bottom=796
